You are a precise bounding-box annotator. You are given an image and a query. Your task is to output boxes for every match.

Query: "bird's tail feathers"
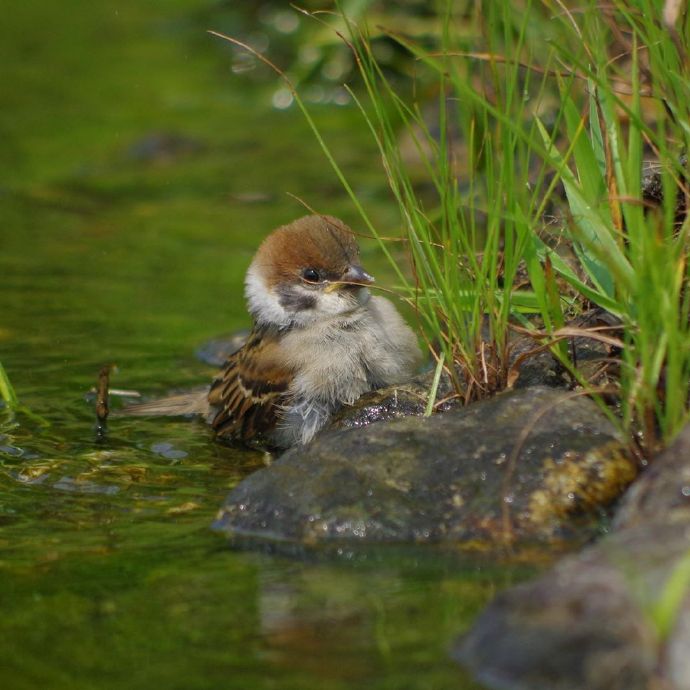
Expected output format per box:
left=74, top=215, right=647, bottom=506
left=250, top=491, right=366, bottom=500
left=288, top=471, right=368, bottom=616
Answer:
left=117, top=389, right=210, bottom=418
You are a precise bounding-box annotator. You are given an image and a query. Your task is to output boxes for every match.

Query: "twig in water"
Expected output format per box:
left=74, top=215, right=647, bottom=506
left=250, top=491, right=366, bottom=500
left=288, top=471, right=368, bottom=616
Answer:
left=96, top=365, right=114, bottom=425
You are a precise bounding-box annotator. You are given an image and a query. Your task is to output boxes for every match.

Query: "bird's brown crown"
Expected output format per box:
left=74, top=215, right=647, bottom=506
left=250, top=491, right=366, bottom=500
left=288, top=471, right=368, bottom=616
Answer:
left=254, top=215, right=360, bottom=287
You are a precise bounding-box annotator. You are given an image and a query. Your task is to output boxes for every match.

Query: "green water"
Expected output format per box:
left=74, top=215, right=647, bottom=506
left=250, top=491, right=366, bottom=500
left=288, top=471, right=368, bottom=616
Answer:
left=1, top=3, right=531, bottom=688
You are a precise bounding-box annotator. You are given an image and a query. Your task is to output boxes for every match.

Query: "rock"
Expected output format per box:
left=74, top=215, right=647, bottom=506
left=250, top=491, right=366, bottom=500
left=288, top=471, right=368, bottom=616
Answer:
left=642, top=154, right=688, bottom=227
left=125, top=131, right=205, bottom=164
left=213, top=386, right=636, bottom=546
left=667, top=600, right=690, bottom=690
left=455, top=526, right=665, bottom=690
left=328, top=368, right=458, bottom=430
left=613, top=421, right=690, bottom=529
left=455, top=423, right=690, bottom=690
left=195, top=330, right=249, bottom=367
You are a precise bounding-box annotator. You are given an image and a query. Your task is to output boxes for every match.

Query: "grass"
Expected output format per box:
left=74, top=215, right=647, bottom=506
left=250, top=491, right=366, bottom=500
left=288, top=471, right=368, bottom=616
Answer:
left=649, top=548, right=690, bottom=640
left=339, top=0, right=690, bottom=620
left=324, top=0, right=689, bottom=453
left=532, top=2, right=690, bottom=450
left=335, top=0, right=690, bottom=634
left=216, top=2, right=690, bottom=453
left=210, top=0, right=690, bottom=650
left=0, top=361, right=18, bottom=410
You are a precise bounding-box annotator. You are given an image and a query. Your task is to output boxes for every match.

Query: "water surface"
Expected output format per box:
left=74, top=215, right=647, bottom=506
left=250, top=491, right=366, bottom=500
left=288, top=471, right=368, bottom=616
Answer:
left=1, top=3, right=532, bottom=688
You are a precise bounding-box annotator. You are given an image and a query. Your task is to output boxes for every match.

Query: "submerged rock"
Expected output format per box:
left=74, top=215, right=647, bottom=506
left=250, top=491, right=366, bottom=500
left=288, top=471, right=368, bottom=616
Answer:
left=214, top=387, right=636, bottom=546
left=455, top=423, right=690, bottom=690
left=126, top=131, right=205, bottom=164
left=195, top=331, right=249, bottom=367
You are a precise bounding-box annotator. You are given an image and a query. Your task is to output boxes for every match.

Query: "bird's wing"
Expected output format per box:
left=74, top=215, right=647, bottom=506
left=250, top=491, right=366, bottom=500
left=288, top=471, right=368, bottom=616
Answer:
left=208, top=326, right=294, bottom=442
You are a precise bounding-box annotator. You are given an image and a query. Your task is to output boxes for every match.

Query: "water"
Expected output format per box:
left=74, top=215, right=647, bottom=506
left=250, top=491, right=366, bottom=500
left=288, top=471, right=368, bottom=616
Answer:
left=1, top=3, right=533, bottom=688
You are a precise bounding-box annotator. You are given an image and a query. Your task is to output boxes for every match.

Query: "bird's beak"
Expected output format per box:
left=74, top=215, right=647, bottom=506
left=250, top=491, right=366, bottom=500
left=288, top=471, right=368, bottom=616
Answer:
left=325, top=265, right=375, bottom=293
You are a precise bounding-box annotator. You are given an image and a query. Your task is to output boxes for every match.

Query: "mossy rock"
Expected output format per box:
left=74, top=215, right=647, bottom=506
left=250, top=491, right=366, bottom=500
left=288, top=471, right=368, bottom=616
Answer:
left=214, top=386, right=636, bottom=547
left=455, top=422, right=690, bottom=690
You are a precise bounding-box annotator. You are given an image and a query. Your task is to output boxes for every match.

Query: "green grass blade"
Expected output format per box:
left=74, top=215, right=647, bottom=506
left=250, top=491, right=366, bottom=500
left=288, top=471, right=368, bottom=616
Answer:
left=0, top=362, right=18, bottom=409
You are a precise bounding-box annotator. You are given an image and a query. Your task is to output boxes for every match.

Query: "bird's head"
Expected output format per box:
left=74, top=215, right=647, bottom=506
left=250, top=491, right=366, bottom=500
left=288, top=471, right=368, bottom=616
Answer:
left=245, top=215, right=374, bottom=328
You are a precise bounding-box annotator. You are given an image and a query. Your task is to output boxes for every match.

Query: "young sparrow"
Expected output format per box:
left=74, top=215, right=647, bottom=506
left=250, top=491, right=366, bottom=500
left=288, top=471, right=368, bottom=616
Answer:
left=125, top=215, right=421, bottom=447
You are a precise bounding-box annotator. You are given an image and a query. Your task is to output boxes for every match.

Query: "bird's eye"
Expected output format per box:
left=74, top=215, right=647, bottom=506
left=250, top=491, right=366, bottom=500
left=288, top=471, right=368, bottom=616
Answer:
left=301, top=268, right=321, bottom=283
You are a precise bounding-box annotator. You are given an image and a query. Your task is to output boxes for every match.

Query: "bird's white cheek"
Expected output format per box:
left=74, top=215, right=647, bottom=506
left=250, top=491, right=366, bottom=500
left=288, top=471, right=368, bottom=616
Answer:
left=244, top=264, right=365, bottom=327
left=244, top=264, right=292, bottom=327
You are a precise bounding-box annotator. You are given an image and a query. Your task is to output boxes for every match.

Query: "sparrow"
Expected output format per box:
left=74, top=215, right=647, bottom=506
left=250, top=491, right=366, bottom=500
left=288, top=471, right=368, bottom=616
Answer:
left=124, top=214, right=421, bottom=447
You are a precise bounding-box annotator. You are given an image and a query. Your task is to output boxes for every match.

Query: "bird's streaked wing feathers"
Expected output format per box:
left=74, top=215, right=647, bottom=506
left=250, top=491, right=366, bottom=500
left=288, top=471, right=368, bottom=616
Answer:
left=208, top=326, right=294, bottom=442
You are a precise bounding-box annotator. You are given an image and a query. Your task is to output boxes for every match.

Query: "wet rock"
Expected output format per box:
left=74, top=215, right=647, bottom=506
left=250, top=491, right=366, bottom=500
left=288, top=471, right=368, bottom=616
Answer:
left=455, top=423, right=690, bottom=690
left=328, top=368, right=458, bottom=430
left=642, top=154, right=688, bottom=227
left=668, top=602, right=690, bottom=690
left=613, top=422, right=690, bottom=529
left=214, top=386, right=636, bottom=546
left=455, top=535, right=660, bottom=690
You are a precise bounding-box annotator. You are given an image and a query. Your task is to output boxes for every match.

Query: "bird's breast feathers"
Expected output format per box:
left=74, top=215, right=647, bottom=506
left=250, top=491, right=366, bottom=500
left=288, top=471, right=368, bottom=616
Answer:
left=208, top=296, right=420, bottom=447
